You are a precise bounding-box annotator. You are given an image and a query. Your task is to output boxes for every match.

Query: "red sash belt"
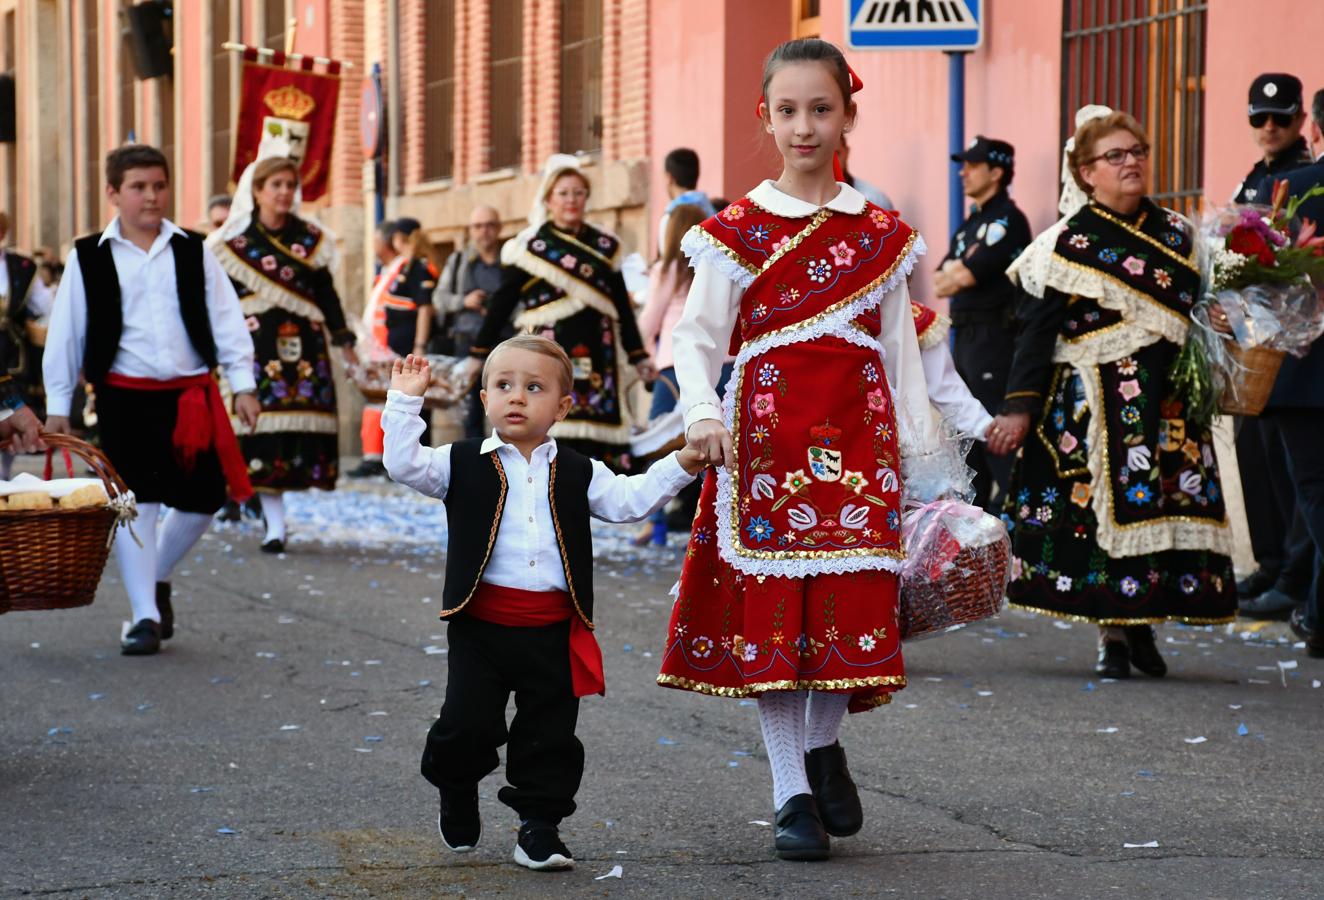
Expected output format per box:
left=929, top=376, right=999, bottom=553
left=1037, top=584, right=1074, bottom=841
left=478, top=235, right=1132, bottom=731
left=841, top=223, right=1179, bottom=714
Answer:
left=103, top=372, right=254, bottom=502
left=467, top=582, right=605, bottom=698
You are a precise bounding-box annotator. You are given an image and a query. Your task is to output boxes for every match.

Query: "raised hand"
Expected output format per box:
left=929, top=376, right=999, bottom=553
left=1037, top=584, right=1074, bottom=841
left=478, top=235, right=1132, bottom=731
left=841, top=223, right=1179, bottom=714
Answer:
left=390, top=354, right=433, bottom=397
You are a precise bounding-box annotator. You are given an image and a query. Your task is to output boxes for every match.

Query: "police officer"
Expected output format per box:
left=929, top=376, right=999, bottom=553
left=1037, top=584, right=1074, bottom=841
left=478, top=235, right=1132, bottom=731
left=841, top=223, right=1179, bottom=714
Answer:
left=1233, top=73, right=1313, bottom=204
left=1232, top=74, right=1316, bottom=619
left=934, top=136, right=1031, bottom=510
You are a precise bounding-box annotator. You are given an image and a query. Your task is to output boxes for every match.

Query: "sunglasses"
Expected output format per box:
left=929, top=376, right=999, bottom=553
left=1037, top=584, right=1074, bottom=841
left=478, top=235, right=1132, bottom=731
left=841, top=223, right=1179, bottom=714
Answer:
left=1250, top=112, right=1295, bottom=129
left=1088, top=144, right=1150, bottom=166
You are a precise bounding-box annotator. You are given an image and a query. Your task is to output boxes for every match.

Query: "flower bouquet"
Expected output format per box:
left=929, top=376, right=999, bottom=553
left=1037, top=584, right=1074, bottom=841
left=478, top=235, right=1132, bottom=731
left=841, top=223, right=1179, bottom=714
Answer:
left=1171, top=181, right=1324, bottom=426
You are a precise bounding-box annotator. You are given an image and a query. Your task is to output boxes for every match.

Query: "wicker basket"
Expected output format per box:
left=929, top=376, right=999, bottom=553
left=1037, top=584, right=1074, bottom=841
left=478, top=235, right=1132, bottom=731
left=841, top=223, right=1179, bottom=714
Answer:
left=1220, top=343, right=1286, bottom=417
left=898, top=502, right=1011, bottom=641
left=0, top=434, right=130, bottom=613
left=349, top=358, right=462, bottom=410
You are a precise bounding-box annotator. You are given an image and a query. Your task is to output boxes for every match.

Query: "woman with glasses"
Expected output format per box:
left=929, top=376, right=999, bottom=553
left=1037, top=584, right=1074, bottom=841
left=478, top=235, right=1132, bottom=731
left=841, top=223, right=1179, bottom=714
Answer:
left=463, top=154, right=655, bottom=470
left=986, top=106, right=1236, bottom=678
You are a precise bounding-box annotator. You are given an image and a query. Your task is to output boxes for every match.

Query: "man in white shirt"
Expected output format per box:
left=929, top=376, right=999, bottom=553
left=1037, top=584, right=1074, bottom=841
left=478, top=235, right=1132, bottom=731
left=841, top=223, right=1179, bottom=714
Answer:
left=44, top=145, right=260, bottom=655
left=0, top=212, right=51, bottom=474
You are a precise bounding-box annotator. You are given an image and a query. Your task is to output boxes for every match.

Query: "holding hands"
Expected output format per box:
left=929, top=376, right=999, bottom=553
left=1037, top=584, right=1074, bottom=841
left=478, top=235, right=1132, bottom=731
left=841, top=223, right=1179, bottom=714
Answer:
left=391, top=354, right=433, bottom=397
left=686, top=418, right=734, bottom=472
left=986, top=412, right=1031, bottom=456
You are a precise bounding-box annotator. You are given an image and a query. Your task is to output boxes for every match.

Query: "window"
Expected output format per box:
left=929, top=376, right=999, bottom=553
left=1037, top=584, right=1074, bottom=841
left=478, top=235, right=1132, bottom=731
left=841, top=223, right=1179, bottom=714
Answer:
left=424, top=0, right=457, bottom=180
left=118, top=19, right=136, bottom=143
left=212, top=0, right=234, bottom=195
left=83, top=0, right=100, bottom=228
left=559, top=0, right=602, bottom=154
left=488, top=0, right=523, bottom=170
left=159, top=76, right=175, bottom=219
left=1061, top=0, right=1208, bottom=215
left=793, top=0, right=821, bottom=38
left=2, top=11, right=15, bottom=216
left=264, top=0, right=289, bottom=53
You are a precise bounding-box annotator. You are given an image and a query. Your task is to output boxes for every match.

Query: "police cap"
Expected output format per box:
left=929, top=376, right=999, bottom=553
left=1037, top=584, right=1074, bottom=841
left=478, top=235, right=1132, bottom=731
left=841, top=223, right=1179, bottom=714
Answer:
left=1248, top=73, right=1303, bottom=116
left=951, top=136, right=1015, bottom=170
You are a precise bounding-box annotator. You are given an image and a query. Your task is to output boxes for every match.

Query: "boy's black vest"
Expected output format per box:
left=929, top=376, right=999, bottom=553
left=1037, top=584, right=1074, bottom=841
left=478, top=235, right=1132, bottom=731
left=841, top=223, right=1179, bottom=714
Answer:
left=442, top=439, right=596, bottom=628
left=73, top=229, right=218, bottom=384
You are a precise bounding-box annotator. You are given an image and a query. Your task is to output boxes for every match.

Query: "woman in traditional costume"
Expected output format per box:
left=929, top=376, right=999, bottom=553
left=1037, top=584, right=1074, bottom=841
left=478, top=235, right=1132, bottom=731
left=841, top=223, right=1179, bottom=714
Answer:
left=208, top=150, right=357, bottom=553
left=989, top=106, right=1236, bottom=678
left=465, top=155, right=655, bottom=470
left=659, top=39, right=951, bottom=861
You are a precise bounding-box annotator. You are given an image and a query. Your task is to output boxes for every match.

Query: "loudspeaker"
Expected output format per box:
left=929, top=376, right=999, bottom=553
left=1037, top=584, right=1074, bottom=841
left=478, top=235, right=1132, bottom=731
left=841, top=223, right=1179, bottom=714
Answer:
left=0, top=74, right=14, bottom=143
left=125, top=1, right=173, bottom=80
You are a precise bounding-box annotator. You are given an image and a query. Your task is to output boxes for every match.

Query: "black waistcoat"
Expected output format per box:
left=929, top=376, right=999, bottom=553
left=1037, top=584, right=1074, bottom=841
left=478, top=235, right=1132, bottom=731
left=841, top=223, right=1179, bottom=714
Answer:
left=74, top=229, right=218, bottom=385
left=3, top=252, right=36, bottom=325
left=442, top=438, right=596, bottom=627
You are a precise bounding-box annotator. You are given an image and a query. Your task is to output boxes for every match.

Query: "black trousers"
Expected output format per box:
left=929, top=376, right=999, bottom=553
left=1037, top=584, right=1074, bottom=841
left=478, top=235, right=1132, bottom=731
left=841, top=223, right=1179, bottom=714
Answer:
left=1239, top=416, right=1314, bottom=595
left=421, top=615, right=584, bottom=824
left=1271, top=410, right=1324, bottom=629
left=952, top=321, right=1013, bottom=510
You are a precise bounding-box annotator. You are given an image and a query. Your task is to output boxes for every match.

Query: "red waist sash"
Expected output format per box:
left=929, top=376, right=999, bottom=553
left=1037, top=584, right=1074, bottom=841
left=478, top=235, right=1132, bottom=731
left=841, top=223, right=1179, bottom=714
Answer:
left=467, top=582, right=605, bottom=698
left=103, top=372, right=254, bottom=502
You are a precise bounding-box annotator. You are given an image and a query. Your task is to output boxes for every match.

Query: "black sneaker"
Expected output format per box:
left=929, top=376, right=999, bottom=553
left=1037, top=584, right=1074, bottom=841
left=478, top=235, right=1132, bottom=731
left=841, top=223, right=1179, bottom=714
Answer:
left=347, top=459, right=387, bottom=478
left=437, top=787, right=481, bottom=852
left=513, top=820, right=574, bottom=870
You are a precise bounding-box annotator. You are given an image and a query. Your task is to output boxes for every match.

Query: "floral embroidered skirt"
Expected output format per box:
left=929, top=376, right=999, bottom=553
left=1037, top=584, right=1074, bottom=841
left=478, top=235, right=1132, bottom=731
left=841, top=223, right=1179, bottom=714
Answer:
left=533, top=306, right=630, bottom=469
left=240, top=307, right=340, bottom=492
left=1003, top=342, right=1236, bottom=624
left=657, top=474, right=905, bottom=712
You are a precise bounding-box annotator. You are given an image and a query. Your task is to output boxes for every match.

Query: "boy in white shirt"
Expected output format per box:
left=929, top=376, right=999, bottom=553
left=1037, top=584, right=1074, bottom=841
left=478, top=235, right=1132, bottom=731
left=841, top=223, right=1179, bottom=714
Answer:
left=382, top=335, right=703, bottom=871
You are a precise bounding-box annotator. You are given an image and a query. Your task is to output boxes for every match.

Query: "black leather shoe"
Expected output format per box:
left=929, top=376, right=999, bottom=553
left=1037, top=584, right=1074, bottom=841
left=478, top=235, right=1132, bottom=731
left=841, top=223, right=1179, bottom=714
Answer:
left=121, top=619, right=161, bottom=656
left=1238, top=588, right=1298, bottom=621
left=773, top=793, right=830, bottom=861
left=1236, top=569, right=1276, bottom=600
left=1289, top=607, right=1324, bottom=658
left=1123, top=625, right=1166, bottom=677
left=156, top=582, right=173, bottom=640
left=1095, top=640, right=1130, bottom=679
left=261, top=538, right=285, bottom=554
left=805, top=742, right=863, bottom=837
left=437, top=787, right=481, bottom=853
left=215, top=500, right=242, bottom=523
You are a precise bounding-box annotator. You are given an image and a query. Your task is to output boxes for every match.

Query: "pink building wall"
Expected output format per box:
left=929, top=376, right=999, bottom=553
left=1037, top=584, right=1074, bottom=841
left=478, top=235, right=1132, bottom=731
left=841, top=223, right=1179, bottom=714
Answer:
left=1204, top=1, right=1324, bottom=203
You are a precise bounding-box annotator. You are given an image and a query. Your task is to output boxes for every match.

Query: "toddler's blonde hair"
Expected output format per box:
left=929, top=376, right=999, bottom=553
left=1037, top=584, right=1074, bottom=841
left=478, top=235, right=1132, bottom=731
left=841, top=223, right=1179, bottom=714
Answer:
left=482, top=334, right=574, bottom=395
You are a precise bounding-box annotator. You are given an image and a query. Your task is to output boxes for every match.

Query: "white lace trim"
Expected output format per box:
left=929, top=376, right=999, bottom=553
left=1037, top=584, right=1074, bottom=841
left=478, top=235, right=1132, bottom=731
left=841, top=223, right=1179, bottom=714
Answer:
left=681, top=226, right=756, bottom=290
left=1074, top=364, right=1233, bottom=558
left=212, top=236, right=330, bottom=324
left=709, top=238, right=926, bottom=579
left=917, top=312, right=951, bottom=350
left=240, top=293, right=325, bottom=325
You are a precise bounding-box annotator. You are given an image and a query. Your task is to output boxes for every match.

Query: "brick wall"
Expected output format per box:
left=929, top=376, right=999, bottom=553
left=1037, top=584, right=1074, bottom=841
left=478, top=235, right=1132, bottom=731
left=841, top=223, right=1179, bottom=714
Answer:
left=399, top=0, right=426, bottom=188
left=327, top=0, right=365, bottom=208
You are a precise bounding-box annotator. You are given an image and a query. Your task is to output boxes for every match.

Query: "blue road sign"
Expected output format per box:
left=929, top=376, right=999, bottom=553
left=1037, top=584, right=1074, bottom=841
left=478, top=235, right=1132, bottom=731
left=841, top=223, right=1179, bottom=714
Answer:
left=846, top=0, right=983, bottom=51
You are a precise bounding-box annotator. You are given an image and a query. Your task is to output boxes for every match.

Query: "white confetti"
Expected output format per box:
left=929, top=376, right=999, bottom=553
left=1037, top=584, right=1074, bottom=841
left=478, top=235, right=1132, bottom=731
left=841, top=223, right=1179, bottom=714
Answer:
left=749, top=820, right=771, bottom=826
left=976, top=691, right=993, bottom=697
left=279, top=724, right=301, bottom=731
left=1123, top=840, right=1159, bottom=848
left=1183, top=736, right=1207, bottom=744
left=1097, top=727, right=1119, bottom=734
left=1053, top=621, right=1073, bottom=630
left=595, top=865, right=623, bottom=880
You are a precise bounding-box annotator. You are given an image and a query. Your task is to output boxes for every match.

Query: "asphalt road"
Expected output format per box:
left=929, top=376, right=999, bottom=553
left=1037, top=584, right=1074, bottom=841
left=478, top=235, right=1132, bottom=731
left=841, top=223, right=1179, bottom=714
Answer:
left=2, top=481, right=1322, bottom=899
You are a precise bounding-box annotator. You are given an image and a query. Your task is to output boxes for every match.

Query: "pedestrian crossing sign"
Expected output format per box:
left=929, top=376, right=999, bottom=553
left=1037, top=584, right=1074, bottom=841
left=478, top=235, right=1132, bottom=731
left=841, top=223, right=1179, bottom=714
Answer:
left=846, top=0, right=983, bottom=51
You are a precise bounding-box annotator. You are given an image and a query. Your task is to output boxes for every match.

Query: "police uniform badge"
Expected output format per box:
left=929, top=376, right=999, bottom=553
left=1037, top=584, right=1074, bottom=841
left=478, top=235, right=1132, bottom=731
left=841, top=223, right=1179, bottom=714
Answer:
left=986, top=219, right=1008, bottom=245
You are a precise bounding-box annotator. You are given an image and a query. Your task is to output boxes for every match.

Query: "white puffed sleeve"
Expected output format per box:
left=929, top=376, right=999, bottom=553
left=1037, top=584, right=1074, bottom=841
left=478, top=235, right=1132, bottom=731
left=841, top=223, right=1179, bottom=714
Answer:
left=672, top=258, right=742, bottom=433
left=920, top=341, right=994, bottom=440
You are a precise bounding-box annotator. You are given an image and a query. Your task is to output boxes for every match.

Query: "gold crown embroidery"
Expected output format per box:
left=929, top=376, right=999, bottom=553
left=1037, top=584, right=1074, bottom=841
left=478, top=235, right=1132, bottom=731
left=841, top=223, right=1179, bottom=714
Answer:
left=263, top=85, right=316, bottom=120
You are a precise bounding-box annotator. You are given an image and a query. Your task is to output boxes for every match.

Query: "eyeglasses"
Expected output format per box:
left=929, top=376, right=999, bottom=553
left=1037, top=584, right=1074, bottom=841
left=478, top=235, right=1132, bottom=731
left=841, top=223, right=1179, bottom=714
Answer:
left=1250, top=111, right=1295, bottom=129
left=471, top=221, right=500, bottom=230
left=1087, top=144, right=1150, bottom=166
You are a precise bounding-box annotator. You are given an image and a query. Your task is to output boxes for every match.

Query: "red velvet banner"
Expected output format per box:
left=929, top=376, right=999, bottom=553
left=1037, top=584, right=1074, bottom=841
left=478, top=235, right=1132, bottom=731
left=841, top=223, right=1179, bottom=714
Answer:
left=232, top=53, right=341, bottom=201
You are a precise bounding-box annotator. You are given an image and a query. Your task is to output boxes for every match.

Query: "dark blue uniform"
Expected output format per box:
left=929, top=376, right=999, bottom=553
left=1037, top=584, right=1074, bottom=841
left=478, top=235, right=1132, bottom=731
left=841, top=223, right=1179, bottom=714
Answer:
left=943, top=188, right=1032, bottom=508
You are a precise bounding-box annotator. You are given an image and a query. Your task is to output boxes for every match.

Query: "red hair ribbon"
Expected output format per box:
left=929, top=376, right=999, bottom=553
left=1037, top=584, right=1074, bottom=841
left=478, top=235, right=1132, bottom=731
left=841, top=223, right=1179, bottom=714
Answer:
left=756, top=61, right=864, bottom=183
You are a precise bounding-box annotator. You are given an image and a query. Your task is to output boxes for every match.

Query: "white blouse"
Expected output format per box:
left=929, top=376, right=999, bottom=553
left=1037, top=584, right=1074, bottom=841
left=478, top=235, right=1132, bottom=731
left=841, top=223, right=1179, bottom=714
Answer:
left=671, top=179, right=942, bottom=465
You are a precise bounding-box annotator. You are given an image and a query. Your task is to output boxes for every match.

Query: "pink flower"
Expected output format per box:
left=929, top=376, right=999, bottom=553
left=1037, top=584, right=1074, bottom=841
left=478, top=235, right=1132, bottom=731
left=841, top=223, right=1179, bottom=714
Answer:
left=1153, top=269, right=1172, bottom=288
left=560, top=254, right=578, bottom=270
left=279, top=265, right=295, bottom=281
left=290, top=243, right=308, bottom=259
left=869, top=208, right=892, bottom=229
left=866, top=388, right=887, bottom=413
left=1060, top=432, right=1078, bottom=453
left=752, top=392, right=776, bottom=418
left=722, top=204, right=746, bottom=221
left=1118, top=379, right=1141, bottom=401
left=830, top=240, right=856, bottom=267
left=1121, top=256, right=1146, bottom=276
left=260, top=255, right=278, bottom=272
left=772, top=235, right=791, bottom=252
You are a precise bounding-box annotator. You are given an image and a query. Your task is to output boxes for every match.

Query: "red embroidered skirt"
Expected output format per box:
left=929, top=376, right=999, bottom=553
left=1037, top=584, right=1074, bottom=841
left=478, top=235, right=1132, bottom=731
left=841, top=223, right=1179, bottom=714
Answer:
left=657, top=473, right=905, bottom=712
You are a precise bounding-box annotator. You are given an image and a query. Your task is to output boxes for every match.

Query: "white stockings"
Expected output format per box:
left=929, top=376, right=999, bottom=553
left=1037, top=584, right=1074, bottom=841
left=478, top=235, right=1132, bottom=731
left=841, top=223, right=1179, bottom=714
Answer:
left=262, top=492, right=286, bottom=543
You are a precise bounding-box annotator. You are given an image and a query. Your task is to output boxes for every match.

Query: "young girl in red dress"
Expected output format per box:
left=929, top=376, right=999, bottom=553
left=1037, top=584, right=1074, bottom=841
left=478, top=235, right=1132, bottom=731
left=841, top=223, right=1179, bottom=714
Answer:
left=658, top=38, right=953, bottom=860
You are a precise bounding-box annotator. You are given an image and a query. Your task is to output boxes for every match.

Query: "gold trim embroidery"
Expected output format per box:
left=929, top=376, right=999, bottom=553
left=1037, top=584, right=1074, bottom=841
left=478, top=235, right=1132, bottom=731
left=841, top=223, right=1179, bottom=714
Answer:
left=513, top=251, right=620, bottom=322
left=440, top=453, right=508, bottom=619
left=548, top=455, right=594, bottom=629
left=1033, top=368, right=1090, bottom=479
left=761, top=208, right=833, bottom=273
left=253, top=221, right=327, bottom=271
left=218, top=241, right=327, bottom=324
left=1049, top=255, right=1191, bottom=335
left=691, top=227, right=760, bottom=277
left=1006, top=601, right=1233, bottom=627
left=1087, top=203, right=1198, bottom=272
left=548, top=224, right=620, bottom=267
left=656, top=672, right=905, bottom=698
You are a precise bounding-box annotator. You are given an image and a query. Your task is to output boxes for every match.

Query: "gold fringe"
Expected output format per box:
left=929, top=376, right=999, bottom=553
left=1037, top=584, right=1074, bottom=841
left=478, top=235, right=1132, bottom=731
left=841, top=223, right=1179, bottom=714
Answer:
left=916, top=311, right=952, bottom=350
left=1007, top=601, right=1234, bottom=627
left=511, top=249, right=620, bottom=323
left=214, top=241, right=327, bottom=324
left=656, top=672, right=906, bottom=698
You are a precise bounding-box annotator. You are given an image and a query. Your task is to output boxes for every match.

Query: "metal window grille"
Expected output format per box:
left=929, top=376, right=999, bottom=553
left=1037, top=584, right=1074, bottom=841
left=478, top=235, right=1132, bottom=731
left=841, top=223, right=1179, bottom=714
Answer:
left=1061, top=0, right=1207, bottom=215
left=488, top=0, right=523, bottom=170
left=211, top=0, right=234, bottom=194
left=424, top=0, right=457, bottom=180
left=83, top=0, right=100, bottom=231
left=559, top=0, right=602, bottom=154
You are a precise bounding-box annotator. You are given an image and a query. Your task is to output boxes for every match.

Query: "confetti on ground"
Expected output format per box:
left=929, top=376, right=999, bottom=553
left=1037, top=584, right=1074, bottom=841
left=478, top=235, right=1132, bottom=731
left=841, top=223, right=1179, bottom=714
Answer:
left=1097, top=727, right=1118, bottom=734
left=1053, top=621, right=1073, bottom=630
left=1082, top=682, right=1096, bottom=692
left=976, top=691, right=993, bottom=697
left=217, top=828, right=237, bottom=836
left=1183, top=736, right=1207, bottom=744
left=749, top=820, right=771, bottom=827
left=88, top=693, right=104, bottom=701
left=1123, top=840, right=1158, bottom=848
left=1237, top=723, right=1250, bottom=736
left=279, top=724, right=301, bottom=731
left=190, top=787, right=215, bottom=793
left=658, top=737, right=677, bottom=746
left=595, top=865, right=624, bottom=880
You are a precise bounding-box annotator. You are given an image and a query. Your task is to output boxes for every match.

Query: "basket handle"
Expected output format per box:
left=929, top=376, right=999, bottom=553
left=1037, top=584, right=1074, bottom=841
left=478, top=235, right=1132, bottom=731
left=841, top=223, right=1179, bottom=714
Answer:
left=1, top=432, right=130, bottom=501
